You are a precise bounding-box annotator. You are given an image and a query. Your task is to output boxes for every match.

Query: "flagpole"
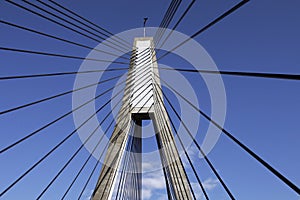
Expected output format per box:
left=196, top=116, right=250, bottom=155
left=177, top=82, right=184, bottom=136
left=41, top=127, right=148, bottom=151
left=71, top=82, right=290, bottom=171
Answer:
left=143, top=17, right=148, bottom=37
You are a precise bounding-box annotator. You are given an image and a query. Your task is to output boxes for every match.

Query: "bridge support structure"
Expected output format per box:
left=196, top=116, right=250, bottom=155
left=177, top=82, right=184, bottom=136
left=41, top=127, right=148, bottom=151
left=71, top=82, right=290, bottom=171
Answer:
left=92, top=37, right=193, bottom=200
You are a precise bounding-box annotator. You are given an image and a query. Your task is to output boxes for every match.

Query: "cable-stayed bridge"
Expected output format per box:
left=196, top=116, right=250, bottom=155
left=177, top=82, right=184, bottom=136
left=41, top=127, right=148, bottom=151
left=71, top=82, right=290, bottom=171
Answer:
left=0, top=0, right=299, bottom=199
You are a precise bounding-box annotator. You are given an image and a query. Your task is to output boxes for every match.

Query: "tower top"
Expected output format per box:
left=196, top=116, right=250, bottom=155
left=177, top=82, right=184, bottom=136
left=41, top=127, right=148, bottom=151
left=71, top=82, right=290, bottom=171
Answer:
left=130, top=37, right=156, bottom=114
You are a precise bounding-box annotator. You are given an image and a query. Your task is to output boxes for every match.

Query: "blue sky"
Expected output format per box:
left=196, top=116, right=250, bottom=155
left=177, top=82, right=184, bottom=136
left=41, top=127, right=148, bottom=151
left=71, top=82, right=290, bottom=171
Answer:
left=0, top=0, right=299, bottom=199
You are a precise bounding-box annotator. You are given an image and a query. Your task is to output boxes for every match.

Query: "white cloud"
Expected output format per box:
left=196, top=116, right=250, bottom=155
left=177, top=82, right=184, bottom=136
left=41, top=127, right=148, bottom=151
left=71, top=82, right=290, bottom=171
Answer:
left=142, top=189, right=152, bottom=199
left=142, top=162, right=167, bottom=200
left=143, top=176, right=165, bottom=190
left=156, top=193, right=168, bottom=200
left=186, top=145, right=198, bottom=157
left=192, top=177, right=219, bottom=199
left=142, top=162, right=153, bottom=171
left=203, top=177, right=218, bottom=190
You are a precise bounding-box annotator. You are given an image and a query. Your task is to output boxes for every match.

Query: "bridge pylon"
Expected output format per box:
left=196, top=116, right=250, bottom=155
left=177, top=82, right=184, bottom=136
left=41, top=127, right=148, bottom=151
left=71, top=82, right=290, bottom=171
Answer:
left=92, top=37, right=193, bottom=200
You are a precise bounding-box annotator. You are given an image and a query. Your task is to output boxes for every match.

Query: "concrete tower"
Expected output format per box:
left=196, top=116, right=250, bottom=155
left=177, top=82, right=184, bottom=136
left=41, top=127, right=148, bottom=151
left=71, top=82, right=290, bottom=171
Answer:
left=92, top=37, right=192, bottom=200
